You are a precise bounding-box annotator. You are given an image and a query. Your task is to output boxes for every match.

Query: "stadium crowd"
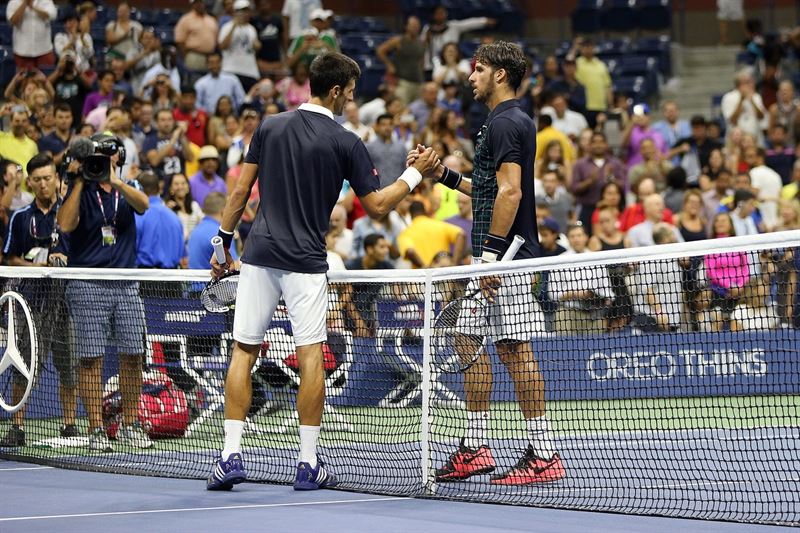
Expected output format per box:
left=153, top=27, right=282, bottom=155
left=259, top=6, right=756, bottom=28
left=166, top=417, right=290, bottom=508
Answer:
left=0, top=2, right=799, bottom=335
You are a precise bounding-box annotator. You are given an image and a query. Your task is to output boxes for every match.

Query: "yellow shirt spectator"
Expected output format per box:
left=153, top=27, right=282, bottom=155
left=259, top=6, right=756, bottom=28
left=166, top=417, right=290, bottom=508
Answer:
left=782, top=182, right=798, bottom=200
left=434, top=183, right=459, bottom=220
left=0, top=132, right=38, bottom=172
left=535, top=125, right=575, bottom=165
left=398, top=202, right=466, bottom=268
left=576, top=56, right=611, bottom=112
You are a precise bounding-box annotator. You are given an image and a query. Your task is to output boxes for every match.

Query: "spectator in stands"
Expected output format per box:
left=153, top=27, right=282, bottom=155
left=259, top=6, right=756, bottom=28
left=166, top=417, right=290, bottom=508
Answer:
left=729, top=188, right=761, bottom=236
left=627, top=138, right=673, bottom=192
left=535, top=170, right=573, bottom=234
left=287, top=10, right=338, bottom=69
left=0, top=106, right=38, bottom=170
left=535, top=115, right=575, bottom=168
left=108, top=55, right=134, bottom=96
left=1, top=160, right=33, bottom=212
left=126, top=28, right=162, bottom=95
left=132, top=101, right=154, bottom=149
left=105, top=2, right=142, bottom=60
left=662, top=167, right=688, bottom=215
left=631, top=223, right=683, bottom=332
left=377, top=16, right=426, bottom=106
left=135, top=172, right=185, bottom=269
left=47, top=54, right=89, bottom=128
left=764, top=125, right=795, bottom=185
left=219, top=0, right=262, bottom=92
left=627, top=194, right=683, bottom=247
left=195, top=53, right=247, bottom=116
left=7, top=0, right=57, bottom=70
left=549, top=222, right=613, bottom=334
left=57, top=139, right=151, bottom=453
left=590, top=181, right=625, bottom=234
left=143, top=109, right=194, bottom=182
left=535, top=139, right=573, bottom=185
left=173, top=87, right=208, bottom=148
left=652, top=101, right=691, bottom=156
left=622, top=104, right=667, bottom=168
left=359, top=84, right=395, bottom=128
left=103, top=106, right=140, bottom=182
left=327, top=204, right=353, bottom=261
left=165, top=173, right=203, bottom=241
left=532, top=217, right=565, bottom=332
left=670, top=115, right=723, bottom=188
left=721, top=69, right=767, bottom=145
left=421, top=4, right=495, bottom=74
left=432, top=42, right=471, bottom=87
left=444, top=192, right=472, bottom=257
left=571, top=131, right=626, bottom=232
left=342, top=102, right=374, bottom=143
left=175, top=0, right=220, bottom=72
left=705, top=213, right=749, bottom=327
left=189, top=145, right=227, bottom=207
left=276, top=62, right=311, bottom=111
left=546, top=56, right=586, bottom=116
left=350, top=208, right=403, bottom=262
left=226, top=106, right=261, bottom=169
left=53, top=10, right=93, bottom=76
left=717, top=0, right=745, bottom=45
left=783, top=160, right=800, bottom=200
left=188, top=192, right=239, bottom=269
left=541, top=93, right=588, bottom=140
left=397, top=200, right=465, bottom=268
left=409, top=82, right=439, bottom=132
left=775, top=198, right=800, bottom=231
left=341, top=233, right=394, bottom=338
left=744, top=146, right=783, bottom=230
left=730, top=278, right=780, bottom=331
left=281, top=0, right=321, bottom=48
left=253, top=0, right=285, bottom=78
left=589, top=205, right=631, bottom=252
left=366, top=114, right=407, bottom=188
left=0, top=153, right=76, bottom=448
left=575, top=38, right=611, bottom=127
left=37, top=103, right=73, bottom=165
left=768, top=80, right=800, bottom=144
left=82, top=70, right=116, bottom=119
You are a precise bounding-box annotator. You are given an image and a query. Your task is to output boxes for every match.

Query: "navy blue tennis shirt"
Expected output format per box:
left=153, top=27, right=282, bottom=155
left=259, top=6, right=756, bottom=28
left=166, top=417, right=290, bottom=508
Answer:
left=242, top=103, right=380, bottom=273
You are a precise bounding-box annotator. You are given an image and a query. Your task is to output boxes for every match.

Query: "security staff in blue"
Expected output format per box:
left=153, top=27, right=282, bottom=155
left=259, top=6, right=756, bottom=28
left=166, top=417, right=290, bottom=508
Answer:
left=57, top=134, right=153, bottom=453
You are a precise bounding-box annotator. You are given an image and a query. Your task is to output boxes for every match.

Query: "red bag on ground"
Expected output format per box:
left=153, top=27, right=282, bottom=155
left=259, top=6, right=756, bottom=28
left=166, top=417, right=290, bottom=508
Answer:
left=103, top=372, right=189, bottom=439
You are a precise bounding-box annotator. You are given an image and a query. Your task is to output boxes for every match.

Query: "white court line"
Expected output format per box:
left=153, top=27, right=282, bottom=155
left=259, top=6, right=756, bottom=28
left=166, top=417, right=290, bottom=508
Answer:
left=0, top=496, right=409, bottom=522
left=0, top=466, right=54, bottom=472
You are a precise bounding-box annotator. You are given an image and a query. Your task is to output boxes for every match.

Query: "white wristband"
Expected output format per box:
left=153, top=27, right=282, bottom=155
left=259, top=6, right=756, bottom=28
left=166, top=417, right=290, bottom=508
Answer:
left=397, top=167, right=423, bottom=191
left=480, top=250, right=498, bottom=263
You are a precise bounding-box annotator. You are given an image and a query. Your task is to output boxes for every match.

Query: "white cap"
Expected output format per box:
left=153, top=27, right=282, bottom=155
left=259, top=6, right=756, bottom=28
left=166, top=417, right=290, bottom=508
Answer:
left=233, top=0, right=251, bottom=10
left=310, top=8, right=333, bottom=20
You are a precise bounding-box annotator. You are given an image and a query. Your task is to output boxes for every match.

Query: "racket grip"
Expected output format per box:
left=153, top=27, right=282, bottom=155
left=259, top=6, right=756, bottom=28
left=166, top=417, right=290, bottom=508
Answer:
left=501, top=235, right=525, bottom=262
left=211, top=236, right=227, bottom=264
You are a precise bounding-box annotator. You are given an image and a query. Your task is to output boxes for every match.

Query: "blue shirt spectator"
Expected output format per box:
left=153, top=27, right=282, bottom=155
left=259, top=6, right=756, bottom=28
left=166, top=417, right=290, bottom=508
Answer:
left=195, top=52, right=246, bottom=113
left=652, top=102, right=692, bottom=162
left=188, top=192, right=238, bottom=271
left=135, top=173, right=185, bottom=268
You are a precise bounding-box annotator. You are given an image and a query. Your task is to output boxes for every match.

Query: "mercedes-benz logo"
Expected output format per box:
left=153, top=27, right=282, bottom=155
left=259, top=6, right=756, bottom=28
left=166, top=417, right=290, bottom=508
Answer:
left=0, top=291, right=38, bottom=414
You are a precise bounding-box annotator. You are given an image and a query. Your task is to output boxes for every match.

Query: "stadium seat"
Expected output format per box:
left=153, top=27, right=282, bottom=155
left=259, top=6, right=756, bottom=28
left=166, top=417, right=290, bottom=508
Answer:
left=615, top=55, right=659, bottom=95
left=0, top=45, right=14, bottom=88
left=633, top=36, right=671, bottom=76
left=612, top=75, right=646, bottom=100
left=90, top=26, right=106, bottom=47
left=571, top=0, right=603, bottom=35
left=458, top=38, right=481, bottom=60
left=601, top=0, right=637, bottom=33
left=158, top=9, right=183, bottom=26
left=0, top=22, right=10, bottom=46
left=155, top=26, right=176, bottom=46
left=134, top=8, right=159, bottom=26
left=637, top=0, right=671, bottom=31
left=0, top=4, right=7, bottom=22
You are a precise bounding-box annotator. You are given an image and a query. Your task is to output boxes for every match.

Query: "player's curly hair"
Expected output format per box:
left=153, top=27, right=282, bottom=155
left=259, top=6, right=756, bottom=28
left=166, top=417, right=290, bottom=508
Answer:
left=473, top=41, right=527, bottom=91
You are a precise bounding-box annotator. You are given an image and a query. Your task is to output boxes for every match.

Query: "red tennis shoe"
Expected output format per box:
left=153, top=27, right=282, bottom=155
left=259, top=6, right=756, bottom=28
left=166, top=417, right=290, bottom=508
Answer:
left=490, top=447, right=565, bottom=485
left=435, top=439, right=496, bottom=482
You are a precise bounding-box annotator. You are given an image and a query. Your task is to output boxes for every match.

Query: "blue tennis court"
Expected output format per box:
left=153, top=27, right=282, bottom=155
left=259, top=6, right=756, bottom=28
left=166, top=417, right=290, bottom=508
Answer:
left=0, top=459, right=790, bottom=533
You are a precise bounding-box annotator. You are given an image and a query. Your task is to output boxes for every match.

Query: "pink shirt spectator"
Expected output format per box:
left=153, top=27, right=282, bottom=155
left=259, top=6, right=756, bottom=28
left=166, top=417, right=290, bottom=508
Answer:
left=276, top=77, right=311, bottom=111
left=704, top=252, right=750, bottom=290
left=627, top=126, right=667, bottom=167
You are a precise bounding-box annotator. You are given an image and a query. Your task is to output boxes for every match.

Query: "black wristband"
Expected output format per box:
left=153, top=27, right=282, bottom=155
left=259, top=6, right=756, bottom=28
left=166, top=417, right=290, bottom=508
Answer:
left=440, top=167, right=463, bottom=190
left=217, top=228, right=234, bottom=249
left=482, top=233, right=508, bottom=256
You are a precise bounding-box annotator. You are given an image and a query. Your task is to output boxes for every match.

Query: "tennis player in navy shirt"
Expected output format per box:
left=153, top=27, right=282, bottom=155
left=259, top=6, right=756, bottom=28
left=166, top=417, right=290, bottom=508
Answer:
left=207, top=52, right=441, bottom=491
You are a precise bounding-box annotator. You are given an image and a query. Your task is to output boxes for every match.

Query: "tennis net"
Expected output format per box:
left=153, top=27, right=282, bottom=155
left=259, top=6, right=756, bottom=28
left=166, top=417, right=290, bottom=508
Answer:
left=0, top=230, right=798, bottom=525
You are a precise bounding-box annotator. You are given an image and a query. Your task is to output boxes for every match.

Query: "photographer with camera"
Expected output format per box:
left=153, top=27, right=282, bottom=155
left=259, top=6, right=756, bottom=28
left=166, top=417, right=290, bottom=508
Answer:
left=57, top=135, right=152, bottom=452
left=0, top=153, right=77, bottom=447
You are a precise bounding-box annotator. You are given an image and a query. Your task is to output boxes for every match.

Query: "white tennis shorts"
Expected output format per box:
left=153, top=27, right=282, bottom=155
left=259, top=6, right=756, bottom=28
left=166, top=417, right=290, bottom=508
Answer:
left=233, top=263, right=328, bottom=347
left=717, top=0, right=743, bottom=20
left=456, top=269, right=544, bottom=343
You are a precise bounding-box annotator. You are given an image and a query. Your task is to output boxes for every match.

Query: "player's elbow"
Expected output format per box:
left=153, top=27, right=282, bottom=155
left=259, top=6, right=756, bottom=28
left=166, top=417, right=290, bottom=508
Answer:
left=497, top=183, right=522, bottom=205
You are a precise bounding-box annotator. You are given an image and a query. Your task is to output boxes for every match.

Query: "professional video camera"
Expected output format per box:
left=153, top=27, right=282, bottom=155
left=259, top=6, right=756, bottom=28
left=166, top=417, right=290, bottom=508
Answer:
left=64, top=134, right=127, bottom=182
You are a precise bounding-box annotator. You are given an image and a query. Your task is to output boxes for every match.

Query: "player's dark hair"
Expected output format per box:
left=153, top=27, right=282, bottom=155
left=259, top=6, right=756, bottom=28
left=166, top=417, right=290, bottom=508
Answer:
left=26, top=152, right=55, bottom=176
left=309, top=53, right=361, bottom=99
left=363, top=233, right=384, bottom=251
left=473, top=41, right=527, bottom=91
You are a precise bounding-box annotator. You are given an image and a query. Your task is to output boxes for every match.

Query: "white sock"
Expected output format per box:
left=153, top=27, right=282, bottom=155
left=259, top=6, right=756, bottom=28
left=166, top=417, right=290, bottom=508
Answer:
left=464, top=411, right=489, bottom=449
left=221, top=419, right=245, bottom=460
left=299, top=425, right=320, bottom=467
left=526, top=416, right=557, bottom=458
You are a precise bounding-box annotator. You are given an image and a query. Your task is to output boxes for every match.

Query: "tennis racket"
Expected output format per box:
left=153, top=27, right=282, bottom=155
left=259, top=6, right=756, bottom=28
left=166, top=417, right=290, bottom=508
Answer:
left=200, top=236, right=239, bottom=313
left=431, top=235, right=525, bottom=373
